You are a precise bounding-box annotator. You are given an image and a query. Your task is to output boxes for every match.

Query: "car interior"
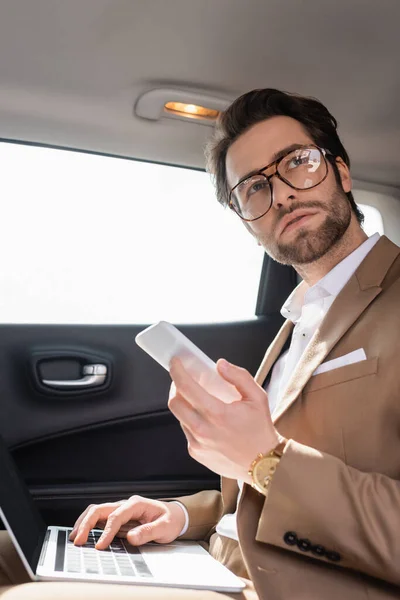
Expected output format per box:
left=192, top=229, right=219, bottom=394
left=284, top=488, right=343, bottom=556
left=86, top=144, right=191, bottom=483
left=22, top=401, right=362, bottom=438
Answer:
left=0, top=0, right=399, bottom=532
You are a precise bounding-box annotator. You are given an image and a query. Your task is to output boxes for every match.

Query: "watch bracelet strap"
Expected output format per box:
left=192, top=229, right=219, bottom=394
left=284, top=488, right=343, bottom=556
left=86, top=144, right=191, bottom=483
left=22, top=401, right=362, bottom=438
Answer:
left=272, top=436, right=288, bottom=457
left=248, top=437, right=288, bottom=495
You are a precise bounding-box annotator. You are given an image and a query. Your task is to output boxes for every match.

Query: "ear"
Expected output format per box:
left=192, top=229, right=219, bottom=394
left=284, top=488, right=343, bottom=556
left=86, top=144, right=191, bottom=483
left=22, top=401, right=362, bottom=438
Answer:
left=335, top=157, right=352, bottom=194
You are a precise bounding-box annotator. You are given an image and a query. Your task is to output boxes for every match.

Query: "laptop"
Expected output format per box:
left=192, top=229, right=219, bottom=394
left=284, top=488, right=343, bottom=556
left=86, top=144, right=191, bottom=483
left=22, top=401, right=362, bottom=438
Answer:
left=0, top=434, right=245, bottom=592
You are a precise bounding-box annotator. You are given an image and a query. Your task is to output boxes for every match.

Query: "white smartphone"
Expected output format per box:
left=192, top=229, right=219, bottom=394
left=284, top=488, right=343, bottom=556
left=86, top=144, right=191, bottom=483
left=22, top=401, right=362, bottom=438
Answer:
left=135, top=321, right=241, bottom=403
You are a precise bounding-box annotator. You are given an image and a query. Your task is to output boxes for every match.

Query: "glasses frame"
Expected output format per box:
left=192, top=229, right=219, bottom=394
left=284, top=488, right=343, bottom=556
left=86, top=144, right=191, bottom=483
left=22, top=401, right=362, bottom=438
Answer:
left=228, top=145, right=333, bottom=222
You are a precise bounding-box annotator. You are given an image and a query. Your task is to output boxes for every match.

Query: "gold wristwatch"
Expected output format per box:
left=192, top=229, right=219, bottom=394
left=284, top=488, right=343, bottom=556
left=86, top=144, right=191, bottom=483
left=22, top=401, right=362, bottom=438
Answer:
left=248, top=438, right=288, bottom=496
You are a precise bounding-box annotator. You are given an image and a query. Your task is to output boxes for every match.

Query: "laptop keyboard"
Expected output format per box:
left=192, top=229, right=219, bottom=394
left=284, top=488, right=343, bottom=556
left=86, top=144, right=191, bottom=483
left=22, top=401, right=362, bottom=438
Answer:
left=63, top=529, right=153, bottom=578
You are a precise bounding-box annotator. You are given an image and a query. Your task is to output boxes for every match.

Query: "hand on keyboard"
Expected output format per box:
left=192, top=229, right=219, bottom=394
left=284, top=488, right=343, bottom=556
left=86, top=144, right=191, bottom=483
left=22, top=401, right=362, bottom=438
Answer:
left=69, top=496, right=186, bottom=550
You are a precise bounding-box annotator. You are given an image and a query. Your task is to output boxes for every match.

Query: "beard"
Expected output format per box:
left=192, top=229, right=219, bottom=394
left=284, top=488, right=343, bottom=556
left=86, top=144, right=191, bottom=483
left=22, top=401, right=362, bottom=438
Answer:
left=259, top=187, right=352, bottom=266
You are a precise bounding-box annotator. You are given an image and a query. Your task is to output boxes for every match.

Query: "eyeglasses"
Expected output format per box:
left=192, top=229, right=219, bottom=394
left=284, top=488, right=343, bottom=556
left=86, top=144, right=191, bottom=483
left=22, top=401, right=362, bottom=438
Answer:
left=228, top=145, right=332, bottom=222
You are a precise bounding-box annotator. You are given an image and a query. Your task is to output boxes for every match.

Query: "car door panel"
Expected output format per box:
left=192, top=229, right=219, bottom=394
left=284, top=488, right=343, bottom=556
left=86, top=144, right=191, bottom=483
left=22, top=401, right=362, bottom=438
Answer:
left=0, top=317, right=283, bottom=524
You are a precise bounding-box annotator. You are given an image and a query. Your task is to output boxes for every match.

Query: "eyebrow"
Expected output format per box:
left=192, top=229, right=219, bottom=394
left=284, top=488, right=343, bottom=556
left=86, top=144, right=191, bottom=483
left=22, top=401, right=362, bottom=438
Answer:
left=234, top=143, right=308, bottom=187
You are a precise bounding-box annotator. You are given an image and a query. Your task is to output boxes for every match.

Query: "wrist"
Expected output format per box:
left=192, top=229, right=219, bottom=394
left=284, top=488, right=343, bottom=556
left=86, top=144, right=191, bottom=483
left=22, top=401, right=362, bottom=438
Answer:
left=242, top=432, right=286, bottom=485
left=248, top=435, right=288, bottom=496
left=257, top=429, right=284, bottom=458
left=168, top=501, right=189, bottom=537
left=269, top=430, right=282, bottom=452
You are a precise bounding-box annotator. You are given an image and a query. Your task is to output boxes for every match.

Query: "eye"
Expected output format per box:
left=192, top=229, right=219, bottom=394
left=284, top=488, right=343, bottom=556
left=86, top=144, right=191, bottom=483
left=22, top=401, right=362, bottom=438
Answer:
left=247, top=178, right=269, bottom=196
left=287, top=154, right=310, bottom=169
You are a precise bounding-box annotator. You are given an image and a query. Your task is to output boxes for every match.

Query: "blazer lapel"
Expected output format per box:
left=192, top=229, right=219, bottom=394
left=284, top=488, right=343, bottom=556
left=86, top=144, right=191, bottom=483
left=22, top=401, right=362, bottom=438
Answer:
left=254, top=319, right=294, bottom=386
left=272, top=235, right=400, bottom=423
left=220, top=319, right=295, bottom=515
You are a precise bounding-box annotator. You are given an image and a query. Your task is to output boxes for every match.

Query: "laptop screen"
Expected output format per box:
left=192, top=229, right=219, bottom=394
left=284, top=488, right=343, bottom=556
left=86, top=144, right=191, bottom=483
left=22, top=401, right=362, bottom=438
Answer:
left=0, top=433, right=47, bottom=576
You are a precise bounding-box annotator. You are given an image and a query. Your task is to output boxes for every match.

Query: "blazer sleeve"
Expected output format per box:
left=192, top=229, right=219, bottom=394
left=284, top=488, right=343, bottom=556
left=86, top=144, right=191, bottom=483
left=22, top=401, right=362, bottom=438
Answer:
left=171, top=490, right=223, bottom=541
left=245, top=439, right=400, bottom=586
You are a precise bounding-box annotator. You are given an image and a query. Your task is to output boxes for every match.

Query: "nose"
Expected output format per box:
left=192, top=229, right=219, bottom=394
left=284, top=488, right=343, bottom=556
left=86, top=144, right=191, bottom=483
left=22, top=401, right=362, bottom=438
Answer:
left=269, top=174, right=297, bottom=210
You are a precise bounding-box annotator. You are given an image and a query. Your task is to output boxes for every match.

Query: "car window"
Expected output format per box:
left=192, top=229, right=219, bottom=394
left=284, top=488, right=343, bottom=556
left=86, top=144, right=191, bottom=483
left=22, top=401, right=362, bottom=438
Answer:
left=0, top=142, right=265, bottom=324
left=358, top=204, right=384, bottom=237
left=0, top=143, right=384, bottom=325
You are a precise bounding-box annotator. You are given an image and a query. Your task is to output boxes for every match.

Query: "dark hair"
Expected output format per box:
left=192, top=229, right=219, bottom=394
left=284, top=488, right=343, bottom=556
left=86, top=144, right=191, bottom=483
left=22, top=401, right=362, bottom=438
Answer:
left=205, top=88, right=364, bottom=226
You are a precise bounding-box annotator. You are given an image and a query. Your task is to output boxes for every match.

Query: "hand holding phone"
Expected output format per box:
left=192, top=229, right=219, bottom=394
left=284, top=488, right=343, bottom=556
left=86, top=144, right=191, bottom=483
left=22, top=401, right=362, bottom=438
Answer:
left=135, top=321, right=241, bottom=403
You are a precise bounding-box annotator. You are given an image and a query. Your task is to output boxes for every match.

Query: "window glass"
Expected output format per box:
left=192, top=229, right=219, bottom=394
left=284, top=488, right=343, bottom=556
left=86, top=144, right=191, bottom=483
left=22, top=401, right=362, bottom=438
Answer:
left=0, top=143, right=264, bottom=324
left=0, top=144, right=385, bottom=325
left=358, top=203, right=384, bottom=236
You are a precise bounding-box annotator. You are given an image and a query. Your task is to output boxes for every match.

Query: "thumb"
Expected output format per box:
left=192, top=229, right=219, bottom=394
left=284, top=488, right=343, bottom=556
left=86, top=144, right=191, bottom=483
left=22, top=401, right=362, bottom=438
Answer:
left=217, top=359, right=261, bottom=400
left=126, top=519, right=163, bottom=546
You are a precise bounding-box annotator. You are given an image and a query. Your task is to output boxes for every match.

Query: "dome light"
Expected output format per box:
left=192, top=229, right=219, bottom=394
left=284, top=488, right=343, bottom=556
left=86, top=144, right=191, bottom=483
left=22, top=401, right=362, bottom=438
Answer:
left=164, top=102, right=220, bottom=121
left=135, top=88, right=229, bottom=126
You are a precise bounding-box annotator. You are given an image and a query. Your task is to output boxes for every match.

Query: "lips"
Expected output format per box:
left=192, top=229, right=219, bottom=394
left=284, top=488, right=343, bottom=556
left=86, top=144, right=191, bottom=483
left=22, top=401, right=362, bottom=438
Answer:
left=279, top=211, right=317, bottom=235
left=287, top=215, right=307, bottom=227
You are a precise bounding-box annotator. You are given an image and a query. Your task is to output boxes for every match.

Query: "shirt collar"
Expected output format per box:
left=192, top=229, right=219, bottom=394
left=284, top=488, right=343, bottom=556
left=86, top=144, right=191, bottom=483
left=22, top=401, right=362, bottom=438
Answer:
left=281, top=232, right=381, bottom=323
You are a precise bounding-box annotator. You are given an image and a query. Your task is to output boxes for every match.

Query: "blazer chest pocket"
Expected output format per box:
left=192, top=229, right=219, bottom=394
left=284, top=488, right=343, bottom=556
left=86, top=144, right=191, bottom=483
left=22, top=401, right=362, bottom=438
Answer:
left=304, top=356, right=378, bottom=394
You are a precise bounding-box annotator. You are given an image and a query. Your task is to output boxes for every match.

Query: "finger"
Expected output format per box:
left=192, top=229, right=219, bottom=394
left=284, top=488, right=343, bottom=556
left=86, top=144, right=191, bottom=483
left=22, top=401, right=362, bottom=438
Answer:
left=95, top=501, right=148, bottom=550
left=114, top=520, right=141, bottom=538
left=95, top=518, right=136, bottom=539
left=217, top=359, right=265, bottom=401
left=168, top=392, right=204, bottom=436
left=70, top=501, right=124, bottom=541
left=74, top=505, right=117, bottom=546
left=126, top=518, right=166, bottom=546
left=180, top=423, right=202, bottom=459
left=69, top=505, right=94, bottom=540
left=95, top=514, right=130, bottom=550
left=181, top=423, right=196, bottom=447
left=169, top=358, right=222, bottom=416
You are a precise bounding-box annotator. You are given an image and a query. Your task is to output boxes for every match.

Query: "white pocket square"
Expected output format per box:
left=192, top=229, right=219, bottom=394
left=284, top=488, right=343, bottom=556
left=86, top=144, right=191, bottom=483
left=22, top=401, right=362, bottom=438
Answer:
left=313, top=348, right=367, bottom=376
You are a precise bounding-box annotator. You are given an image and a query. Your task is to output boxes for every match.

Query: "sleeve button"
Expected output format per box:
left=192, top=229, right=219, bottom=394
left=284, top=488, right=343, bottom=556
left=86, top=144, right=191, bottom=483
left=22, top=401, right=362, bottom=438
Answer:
left=311, top=544, right=325, bottom=557
left=326, top=550, right=341, bottom=562
left=283, top=531, right=298, bottom=546
left=297, top=538, right=312, bottom=552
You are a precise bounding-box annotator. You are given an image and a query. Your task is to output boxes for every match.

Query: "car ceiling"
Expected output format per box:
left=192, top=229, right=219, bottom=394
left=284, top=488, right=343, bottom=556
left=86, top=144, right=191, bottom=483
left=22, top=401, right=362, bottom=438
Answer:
left=0, top=0, right=399, bottom=191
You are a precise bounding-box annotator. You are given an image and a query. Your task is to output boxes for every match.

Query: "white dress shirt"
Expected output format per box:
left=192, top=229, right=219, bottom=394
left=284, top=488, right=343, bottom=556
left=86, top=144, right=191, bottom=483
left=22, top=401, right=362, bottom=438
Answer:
left=180, top=233, right=381, bottom=540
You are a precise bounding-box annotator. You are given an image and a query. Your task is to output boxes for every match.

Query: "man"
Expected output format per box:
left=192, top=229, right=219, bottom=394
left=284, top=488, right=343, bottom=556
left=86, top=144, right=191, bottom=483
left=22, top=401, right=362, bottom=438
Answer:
left=2, top=88, right=400, bottom=599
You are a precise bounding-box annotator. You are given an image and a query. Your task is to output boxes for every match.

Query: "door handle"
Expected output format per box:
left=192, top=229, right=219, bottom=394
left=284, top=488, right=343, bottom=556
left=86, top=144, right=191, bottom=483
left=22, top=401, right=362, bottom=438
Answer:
left=42, top=364, right=107, bottom=389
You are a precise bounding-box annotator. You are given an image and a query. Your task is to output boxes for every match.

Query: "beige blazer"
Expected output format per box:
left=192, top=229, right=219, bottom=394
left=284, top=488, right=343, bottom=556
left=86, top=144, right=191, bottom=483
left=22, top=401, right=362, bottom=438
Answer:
left=177, top=235, right=400, bottom=599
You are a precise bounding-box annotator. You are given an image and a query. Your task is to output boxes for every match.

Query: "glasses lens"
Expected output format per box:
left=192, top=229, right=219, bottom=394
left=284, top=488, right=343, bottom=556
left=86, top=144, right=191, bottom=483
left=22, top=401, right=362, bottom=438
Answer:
left=232, top=175, right=271, bottom=220
left=278, top=147, right=326, bottom=189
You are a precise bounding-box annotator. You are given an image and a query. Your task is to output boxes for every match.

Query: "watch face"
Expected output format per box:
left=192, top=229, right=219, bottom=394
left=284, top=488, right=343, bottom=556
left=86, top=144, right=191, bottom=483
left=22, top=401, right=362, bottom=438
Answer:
left=254, top=456, right=280, bottom=492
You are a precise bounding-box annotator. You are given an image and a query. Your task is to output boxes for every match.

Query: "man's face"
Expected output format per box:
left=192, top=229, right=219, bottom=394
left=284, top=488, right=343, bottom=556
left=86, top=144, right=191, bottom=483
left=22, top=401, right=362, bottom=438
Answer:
left=225, top=116, right=353, bottom=265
